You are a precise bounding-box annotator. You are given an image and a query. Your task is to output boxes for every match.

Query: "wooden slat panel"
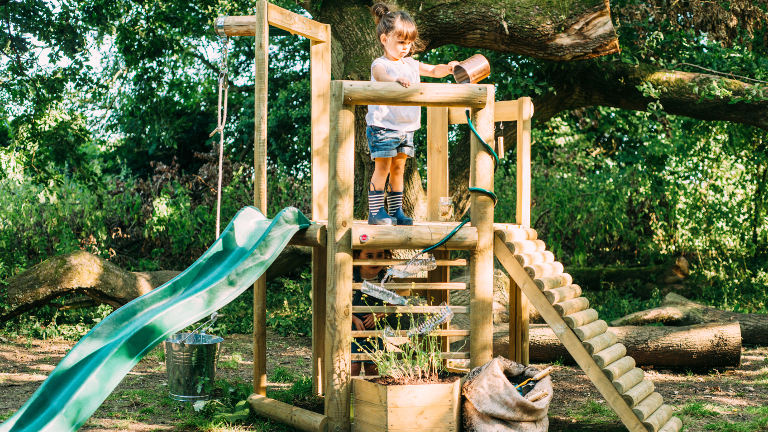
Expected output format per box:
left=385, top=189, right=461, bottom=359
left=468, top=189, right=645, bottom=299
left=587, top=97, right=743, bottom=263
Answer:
left=353, top=283, right=466, bottom=291
left=352, top=306, right=469, bottom=314
left=353, top=259, right=467, bottom=266
left=493, top=235, right=647, bottom=432
left=341, top=81, right=488, bottom=107
left=351, top=330, right=470, bottom=337
left=387, top=404, right=456, bottom=429
left=351, top=352, right=470, bottom=361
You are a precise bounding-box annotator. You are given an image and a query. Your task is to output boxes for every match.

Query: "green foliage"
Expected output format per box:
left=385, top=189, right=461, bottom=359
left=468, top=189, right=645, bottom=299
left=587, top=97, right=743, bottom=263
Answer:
left=266, top=269, right=313, bottom=336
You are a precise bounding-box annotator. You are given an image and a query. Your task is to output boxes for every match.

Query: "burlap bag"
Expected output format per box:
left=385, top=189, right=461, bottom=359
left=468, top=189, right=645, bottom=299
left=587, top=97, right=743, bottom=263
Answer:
left=462, top=357, right=552, bottom=432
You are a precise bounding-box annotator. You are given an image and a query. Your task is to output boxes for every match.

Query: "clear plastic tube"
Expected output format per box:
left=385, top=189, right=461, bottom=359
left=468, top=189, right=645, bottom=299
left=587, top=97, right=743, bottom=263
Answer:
left=360, top=280, right=408, bottom=305
left=407, top=303, right=454, bottom=337
left=386, top=254, right=437, bottom=279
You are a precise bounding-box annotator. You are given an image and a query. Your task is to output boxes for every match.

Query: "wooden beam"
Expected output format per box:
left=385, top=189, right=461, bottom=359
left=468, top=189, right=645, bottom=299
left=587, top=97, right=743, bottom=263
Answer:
left=427, top=107, right=449, bottom=221
left=516, top=97, right=532, bottom=228
left=447, top=98, right=534, bottom=124
left=353, top=259, right=467, bottom=266
left=351, top=329, right=470, bottom=337
left=494, top=235, right=647, bottom=432
left=469, top=85, right=495, bottom=369
left=324, top=81, right=354, bottom=432
left=352, top=305, right=469, bottom=314
left=252, top=0, right=269, bottom=398
left=341, top=81, right=487, bottom=108
left=351, top=352, right=470, bottom=361
left=351, top=223, right=478, bottom=250
left=248, top=394, right=329, bottom=432
left=352, top=282, right=466, bottom=290
left=309, top=20, right=331, bottom=399
left=214, top=5, right=328, bottom=41
left=288, top=224, right=326, bottom=247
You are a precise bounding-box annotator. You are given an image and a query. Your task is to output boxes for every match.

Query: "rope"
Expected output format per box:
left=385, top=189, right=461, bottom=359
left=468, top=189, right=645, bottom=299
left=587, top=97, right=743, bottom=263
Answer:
left=209, top=36, right=230, bottom=239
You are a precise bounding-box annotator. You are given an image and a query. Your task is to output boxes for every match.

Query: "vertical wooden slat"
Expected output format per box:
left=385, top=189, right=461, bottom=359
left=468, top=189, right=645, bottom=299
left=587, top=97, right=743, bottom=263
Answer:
left=325, top=81, right=354, bottom=432
left=310, top=24, right=331, bottom=397
left=516, top=97, right=531, bottom=228
left=252, top=0, right=269, bottom=397
left=469, top=86, right=495, bottom=368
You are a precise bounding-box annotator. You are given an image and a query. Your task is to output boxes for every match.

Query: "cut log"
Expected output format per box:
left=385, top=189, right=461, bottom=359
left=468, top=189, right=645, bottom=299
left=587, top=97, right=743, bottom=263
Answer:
left=545, top=285, right=582, bottom=304
left=583, top=332, right=618, bottom=355
left=568, top=257, right=689, bottom=287
left=642, top=405, right=673, bottom=432
left=554, top=297, right=590, bottom=316
left=632, top=392, right=664, bottom=422
left=534, top=274, right=573, bottom=291
left=622, top=380, right=654, bottom=408
left=603, top=357, right=636, bottom=381
left=1, top=251, right=181, bottom=322
left=612, top=293, right=768, bottom=346
left=593, top=343, right=627, bottom=368
left=564, top=309, right=599, bottom=328
left=658, top=417, right=683, bottom=432
left=492, top=322, right=742, bottom=369
left=612, top=367, right=644, bottom=394
left=573, top=320, right=608, bottom=340
left=525, top=262, right=564, bottom=279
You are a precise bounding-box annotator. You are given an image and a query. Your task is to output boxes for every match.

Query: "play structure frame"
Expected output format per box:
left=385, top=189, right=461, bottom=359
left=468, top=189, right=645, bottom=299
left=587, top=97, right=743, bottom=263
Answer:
left=216, top=3, right=683, bottom=432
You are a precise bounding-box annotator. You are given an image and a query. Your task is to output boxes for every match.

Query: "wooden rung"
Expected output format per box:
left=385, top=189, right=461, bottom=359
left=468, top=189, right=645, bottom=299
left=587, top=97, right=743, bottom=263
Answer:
left=622, top=380, right=655, bottom=408
left=352, top=222, right=478, bottom=250
left=563, top=309, right=599, bottom=328
left=534, top=274, right=573, bottom=291
left=632, top=392, right=663, bottom=422
left=554, top=297, right=590, bottom=316
left=392, top=278, right=427, bottom=283
left=502, top=239, right=546, bottom=254
left=525, top=262, right=564, bottom=279
left=351, top=329, right=470, bottom=337
left=494, top=227, right=538, bottom=242
left=613, top=367, right=644, bottom=394
left=353, top=259, right=468, bottom=266
left=545, top=285, right=582, bottom=304
left=514, top=251, right=555, bottom=266
left=342, top=81, right=488, bottom=108
left=603, top=356, right=636, bottom=381
left=353, top=282, right=467, bottom=291
left=583, top=331, right=618, bottom=355
left=593, top=343, right=627, bottom=368
left=351, top=351, right=470, bottom=361
left=351, top=305, right=469, bottom=314
left=658, top=416, right=683, bottom=432
left=573, top=320, right=608, bottom=341
left=643, top=405, right=674, bottom=432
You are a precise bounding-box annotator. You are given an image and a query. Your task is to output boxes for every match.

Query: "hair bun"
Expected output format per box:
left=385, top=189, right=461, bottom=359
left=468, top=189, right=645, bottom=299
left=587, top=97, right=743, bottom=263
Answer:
left=370, top=2, right=391, bottom=24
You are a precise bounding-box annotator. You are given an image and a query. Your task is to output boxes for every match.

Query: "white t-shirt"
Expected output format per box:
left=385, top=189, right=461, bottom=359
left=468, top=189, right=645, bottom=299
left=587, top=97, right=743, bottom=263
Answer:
left=365, top=56, right=421, bottom=131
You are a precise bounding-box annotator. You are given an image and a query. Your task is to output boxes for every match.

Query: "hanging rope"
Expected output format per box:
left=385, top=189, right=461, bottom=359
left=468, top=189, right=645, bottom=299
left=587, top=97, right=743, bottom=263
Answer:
left=209, top=35, right=230, bottom=239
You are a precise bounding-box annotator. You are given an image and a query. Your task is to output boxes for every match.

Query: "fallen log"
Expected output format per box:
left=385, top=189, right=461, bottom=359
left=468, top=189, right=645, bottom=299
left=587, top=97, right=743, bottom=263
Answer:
left=491, top=322, right=741, bottom=369
left=611, top=293, right=768, bottom=346
left=568, top=257, right=689, bottom=288
left=0, top=251, right=181, bottom=322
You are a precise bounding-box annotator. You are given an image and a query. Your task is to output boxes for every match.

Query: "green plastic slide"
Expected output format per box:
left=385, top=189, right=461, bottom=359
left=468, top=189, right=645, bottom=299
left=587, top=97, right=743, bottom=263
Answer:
left=0, top=206, right=310, bottom=432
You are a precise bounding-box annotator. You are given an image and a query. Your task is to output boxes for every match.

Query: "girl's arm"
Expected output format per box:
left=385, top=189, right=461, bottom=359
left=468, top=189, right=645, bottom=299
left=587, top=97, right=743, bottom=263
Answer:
left=420, top=61, right=460, bottom=78
left=373, top=64, right=410, bottom=87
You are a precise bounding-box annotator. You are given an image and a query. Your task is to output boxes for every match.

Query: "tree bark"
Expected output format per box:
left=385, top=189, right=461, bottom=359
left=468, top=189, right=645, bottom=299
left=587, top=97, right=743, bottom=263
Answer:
left=492, top=322, right=742, bottom=369
left=611, top=293, right=768, bottom=346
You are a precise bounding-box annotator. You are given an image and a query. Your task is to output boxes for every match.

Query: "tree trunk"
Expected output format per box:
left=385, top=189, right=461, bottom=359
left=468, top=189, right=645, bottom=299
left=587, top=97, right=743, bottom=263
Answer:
left=611, top=293, right=768, bottom=346
left=492, top=322, right=742, bottom=369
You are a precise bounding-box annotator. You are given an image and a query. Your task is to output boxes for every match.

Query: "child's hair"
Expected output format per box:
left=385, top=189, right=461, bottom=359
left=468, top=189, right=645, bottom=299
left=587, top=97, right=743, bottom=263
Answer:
left=370, top=3, right=418, bottom=45
left=353, top=249, right=393, bottom=260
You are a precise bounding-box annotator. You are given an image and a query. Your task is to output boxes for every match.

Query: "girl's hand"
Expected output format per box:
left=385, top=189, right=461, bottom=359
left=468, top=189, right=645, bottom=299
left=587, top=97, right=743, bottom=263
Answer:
left=363, top=313, right=378, bottom=328
left=352, top=315, right=366, bottom=331
left=395, top=77, right=410, bottom=88
left=447, top=61, right=460, bottom=73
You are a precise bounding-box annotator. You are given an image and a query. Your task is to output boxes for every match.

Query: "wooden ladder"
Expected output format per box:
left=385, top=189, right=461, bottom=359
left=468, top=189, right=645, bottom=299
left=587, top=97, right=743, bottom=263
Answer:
left=494, top=228, right=683, bottom=432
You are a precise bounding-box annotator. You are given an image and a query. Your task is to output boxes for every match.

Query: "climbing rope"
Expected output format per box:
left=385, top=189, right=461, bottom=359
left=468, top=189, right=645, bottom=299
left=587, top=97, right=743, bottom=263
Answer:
left=209, top=35, right=230, bottom=239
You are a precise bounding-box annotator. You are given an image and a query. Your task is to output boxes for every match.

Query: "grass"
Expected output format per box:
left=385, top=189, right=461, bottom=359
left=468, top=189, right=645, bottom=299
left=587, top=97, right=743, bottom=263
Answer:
left=698, top=406, right=768, bottom=431
left=678, top=401, right=721, bottom=418
left=220, top=352, right=244, bottom=369
left=565, top=399, right=618, bottom=424
left=269, top=366, right=297, bottom=383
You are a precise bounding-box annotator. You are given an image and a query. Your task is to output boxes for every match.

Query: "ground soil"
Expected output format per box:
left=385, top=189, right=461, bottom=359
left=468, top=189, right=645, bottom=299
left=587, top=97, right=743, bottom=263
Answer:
left=1, top=332, right=766, bottom=431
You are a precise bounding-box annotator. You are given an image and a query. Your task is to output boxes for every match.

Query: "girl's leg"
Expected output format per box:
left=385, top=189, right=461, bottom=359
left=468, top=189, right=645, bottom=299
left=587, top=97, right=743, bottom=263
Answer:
left=369, top=157, right=396, bottom=225
left=386, top=153, right=412, bottom=225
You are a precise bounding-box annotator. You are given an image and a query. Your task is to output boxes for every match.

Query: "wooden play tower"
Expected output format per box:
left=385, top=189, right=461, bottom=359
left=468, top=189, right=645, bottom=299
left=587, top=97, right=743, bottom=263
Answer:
left=215, top=3, right=683, bottom=432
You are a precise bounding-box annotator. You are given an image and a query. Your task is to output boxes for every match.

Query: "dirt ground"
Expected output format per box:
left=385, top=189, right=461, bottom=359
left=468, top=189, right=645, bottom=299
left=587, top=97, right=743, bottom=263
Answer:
left=1, top=332, right=766, bottom=431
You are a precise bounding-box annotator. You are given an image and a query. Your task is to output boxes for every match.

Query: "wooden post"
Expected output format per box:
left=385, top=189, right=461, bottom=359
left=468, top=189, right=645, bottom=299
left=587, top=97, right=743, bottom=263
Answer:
left=509, top=278, right=530, bottom=365
left=253, top=0, right=269, bottom=397
left=426, top=107, right=451, bottom=352
left=325, top=81, right=354, bottom=432
left=310, top=23, right=331, bottom=397
left=469, top=86, right=495, bottom=368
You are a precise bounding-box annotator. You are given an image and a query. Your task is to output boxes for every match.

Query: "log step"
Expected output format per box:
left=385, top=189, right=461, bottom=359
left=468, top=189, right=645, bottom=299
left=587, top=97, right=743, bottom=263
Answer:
left=494, top=226, right=538, bottom=241
left=632, top=392, right=663, bottom=422
left=603, top=356, right=636, bottom=381
left=593, top=343, right=627, bottom=368
left=544, top=284, right=582, bottom=304
left=642, top=405, right=673, bottom=432
left=564, top=309, right=599, bottom=328
left=534, top=273, right=573, bottom=290
left=583, top=332, right=617, bottom=355
left=352, top=282, right=467, bottom=291
left=554, top=297, right=589, bottom=316
left=514, top=251, right=555, bottom=266
left=351, top=305, right=469, bottom=314
left=525, top=262, right=564, bottom=278
left=658, top=417, right=683, bottom=432
left=574, top=320, right=608, bottom=341
left=353, top=258, right=468, bottom=266
left=613, top=368, right=644, bottom=394
left=501, top=239, right=546, bottom=254
left=622, top=380, right=655, bottom=408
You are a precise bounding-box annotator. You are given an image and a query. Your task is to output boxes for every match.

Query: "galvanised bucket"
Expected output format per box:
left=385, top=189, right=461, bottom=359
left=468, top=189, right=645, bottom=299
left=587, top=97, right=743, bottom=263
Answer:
left=164, top=333, right=223, bottom=401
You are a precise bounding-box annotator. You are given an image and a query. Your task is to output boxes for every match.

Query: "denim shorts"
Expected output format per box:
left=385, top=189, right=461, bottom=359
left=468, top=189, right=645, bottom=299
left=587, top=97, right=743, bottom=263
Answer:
left=366, top=126, right=415, bottom=160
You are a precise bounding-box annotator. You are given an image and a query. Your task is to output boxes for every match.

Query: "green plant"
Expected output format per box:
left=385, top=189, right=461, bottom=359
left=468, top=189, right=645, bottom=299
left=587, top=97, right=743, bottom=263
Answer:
left=270, top=366, right=296, bottom=383
left=220, top=352, right=244, bottom=369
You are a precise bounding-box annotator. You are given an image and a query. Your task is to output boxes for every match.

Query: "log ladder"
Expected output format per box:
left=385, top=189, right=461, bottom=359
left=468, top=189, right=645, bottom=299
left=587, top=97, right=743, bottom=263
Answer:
left=494, top=228, right=683, bottom=432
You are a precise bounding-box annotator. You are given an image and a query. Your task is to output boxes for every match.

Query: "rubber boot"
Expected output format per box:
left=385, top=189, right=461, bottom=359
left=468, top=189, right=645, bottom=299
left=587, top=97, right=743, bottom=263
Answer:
left=386, top=185, right=413, bottom=226
left=368, top=185, right=397, bottom=225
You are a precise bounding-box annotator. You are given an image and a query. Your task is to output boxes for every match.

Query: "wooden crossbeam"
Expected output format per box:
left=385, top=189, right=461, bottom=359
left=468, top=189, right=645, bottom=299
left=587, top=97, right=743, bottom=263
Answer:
left=352, top=305, right=469, bottom=314
left=341, top=81, right=488, bottom=108
left=352, top=282, right=467, bottom=290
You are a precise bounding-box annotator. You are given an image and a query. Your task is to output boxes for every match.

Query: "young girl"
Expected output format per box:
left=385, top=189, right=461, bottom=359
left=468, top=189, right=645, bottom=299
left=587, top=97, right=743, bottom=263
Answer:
left=351, top=249, right=391, bottom=376
left=366, top=3, right=459, bottom=226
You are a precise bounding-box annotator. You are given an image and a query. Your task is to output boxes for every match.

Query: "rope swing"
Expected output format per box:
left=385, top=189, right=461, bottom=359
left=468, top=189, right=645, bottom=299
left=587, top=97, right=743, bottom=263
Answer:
left=209, top=35, right=230, bottom=239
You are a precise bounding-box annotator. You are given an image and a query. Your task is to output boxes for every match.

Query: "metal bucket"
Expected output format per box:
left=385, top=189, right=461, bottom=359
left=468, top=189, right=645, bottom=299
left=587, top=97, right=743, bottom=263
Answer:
left=453, top=54, right=491, bottom=84
left=164, top=333, right=223, bottom=402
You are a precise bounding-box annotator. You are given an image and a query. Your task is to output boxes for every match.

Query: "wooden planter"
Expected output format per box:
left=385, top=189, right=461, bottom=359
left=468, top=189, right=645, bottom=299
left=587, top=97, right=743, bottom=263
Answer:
left=352, top=377, right=463, bottom=432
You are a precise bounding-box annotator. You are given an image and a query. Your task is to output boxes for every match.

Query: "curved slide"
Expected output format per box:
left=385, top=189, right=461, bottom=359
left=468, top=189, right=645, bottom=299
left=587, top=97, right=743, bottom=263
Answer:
left=0, top=206, right=311, bottom=432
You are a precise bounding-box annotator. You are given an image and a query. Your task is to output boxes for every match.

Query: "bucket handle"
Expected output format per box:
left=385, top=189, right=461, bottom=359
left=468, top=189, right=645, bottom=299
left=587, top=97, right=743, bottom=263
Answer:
left=178, top=312, right=219, bottom=345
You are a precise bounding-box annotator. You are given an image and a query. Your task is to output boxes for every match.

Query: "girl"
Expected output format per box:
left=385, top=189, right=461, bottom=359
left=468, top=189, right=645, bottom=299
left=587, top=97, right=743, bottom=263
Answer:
left=366, top=3, right=459, bottom=226
left=351, top=249, right=391, bottom=376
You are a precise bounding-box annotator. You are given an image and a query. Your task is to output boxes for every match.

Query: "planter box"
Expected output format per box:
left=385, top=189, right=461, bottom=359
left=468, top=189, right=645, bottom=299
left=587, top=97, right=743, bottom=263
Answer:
left=353, top=377, right=463, bottom=432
